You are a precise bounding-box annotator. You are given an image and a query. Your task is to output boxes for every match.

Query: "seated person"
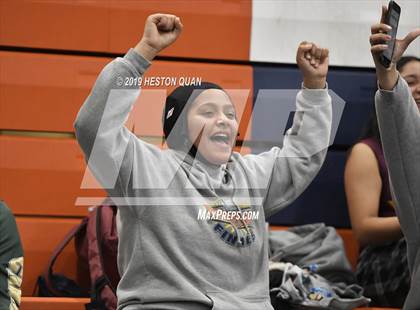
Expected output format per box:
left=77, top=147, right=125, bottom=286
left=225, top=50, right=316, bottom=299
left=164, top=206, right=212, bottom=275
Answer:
left=74, top=13, right=332, bottom=310
left=344, top=107, right=409, bottom=307
left=0, top=200, right=24, bottom=310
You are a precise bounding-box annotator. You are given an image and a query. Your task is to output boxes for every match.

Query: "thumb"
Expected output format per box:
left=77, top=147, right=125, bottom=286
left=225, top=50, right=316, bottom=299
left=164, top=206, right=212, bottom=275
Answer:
left=320, top=48, right=329, bottom=63
left=401, top=28, right=420, bottom=50
left=156, top=15, right=174, bottom=32
left=174, top=17, right=183, bottom=34
left=297, top=42, right=313, bottom=59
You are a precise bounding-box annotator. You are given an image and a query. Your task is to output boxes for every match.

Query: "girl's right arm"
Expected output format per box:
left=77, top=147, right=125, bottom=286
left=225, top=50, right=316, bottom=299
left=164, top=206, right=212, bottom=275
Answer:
left=74, top=48, right=151, bottom=196
left=74, top=14, right=183, bottom=197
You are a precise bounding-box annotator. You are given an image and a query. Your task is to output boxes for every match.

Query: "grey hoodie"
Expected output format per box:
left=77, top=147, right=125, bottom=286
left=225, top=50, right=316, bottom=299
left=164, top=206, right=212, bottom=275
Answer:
left=74, top=48, right=332, bottom=310
left=375, top=75, right=420, bottom=310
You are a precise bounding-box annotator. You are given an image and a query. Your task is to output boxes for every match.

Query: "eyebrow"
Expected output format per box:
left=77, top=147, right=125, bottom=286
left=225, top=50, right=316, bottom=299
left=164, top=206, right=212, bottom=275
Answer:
left=197, top=102, right=235, bottom=110
left=402, top=74, right=418, bottom=79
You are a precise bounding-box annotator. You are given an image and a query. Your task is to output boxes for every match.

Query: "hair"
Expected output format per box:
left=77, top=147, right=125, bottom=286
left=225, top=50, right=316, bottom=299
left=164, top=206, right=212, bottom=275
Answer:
left=396, top=56, right=420, bottom=72
left=359, top=107, right=381, bottom=145
left=358, top=56, right=420, bottom=145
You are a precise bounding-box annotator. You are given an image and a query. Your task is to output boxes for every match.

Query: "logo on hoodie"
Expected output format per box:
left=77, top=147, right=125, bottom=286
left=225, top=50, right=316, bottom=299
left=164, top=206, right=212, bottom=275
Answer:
left=200, top=200, right=257, bottom=247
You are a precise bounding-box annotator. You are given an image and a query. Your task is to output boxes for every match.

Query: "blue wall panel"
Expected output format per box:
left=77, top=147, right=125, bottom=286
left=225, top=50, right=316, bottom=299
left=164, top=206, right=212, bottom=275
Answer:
left=252, top=66, right=377, bottom=147
left=251, top=65, right=378, bottom=227
left=264, top=150, right=351, bottom=228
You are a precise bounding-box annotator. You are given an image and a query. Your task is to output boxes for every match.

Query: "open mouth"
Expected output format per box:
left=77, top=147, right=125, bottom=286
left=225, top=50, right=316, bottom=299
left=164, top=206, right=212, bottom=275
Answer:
left=209, top=133, right=231, bottom=146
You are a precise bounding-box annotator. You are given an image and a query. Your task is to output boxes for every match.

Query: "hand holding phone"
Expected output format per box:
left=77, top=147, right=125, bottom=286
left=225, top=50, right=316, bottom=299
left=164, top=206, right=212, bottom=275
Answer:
left=370, top=2, right=420, bottom=90
left=379, top=1, right=401, bottom=68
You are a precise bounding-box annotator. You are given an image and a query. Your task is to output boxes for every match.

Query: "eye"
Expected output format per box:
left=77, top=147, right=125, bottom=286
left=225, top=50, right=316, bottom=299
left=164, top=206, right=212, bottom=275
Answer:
left=202, top=111, right=214, bottom=117
left=226, top=112, right=236, bottom=119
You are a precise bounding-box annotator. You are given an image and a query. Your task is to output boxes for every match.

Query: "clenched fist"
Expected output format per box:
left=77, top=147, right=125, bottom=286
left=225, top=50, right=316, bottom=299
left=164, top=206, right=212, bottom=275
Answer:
left=134, top=14, right=183, bottom=61
left=296, top=42, right=329, bottom=89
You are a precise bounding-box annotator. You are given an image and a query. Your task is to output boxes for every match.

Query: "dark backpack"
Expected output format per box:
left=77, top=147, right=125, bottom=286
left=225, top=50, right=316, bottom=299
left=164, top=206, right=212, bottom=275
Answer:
left=38, top=199, right=120, bottom=310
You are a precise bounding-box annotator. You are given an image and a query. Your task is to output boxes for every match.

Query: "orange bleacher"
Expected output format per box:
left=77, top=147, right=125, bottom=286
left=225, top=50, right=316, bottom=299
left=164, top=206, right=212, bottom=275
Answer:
left=0, top=51, right=253, bottom=217
left=0, top=1, right=251, bottom=60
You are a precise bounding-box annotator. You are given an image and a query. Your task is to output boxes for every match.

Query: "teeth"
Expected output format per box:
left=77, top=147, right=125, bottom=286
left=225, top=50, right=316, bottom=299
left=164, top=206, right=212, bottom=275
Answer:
left=211, top=133, right=229, bottom=144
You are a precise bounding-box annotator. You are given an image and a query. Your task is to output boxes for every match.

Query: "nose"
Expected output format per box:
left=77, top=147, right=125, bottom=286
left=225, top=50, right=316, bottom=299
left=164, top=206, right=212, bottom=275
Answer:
left=216, top=112, right=229, bottom=126
left=414, top=82, right=420, bottom=95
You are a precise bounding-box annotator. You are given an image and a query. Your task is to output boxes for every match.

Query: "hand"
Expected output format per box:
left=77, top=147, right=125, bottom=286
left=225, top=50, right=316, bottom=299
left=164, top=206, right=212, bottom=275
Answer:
left=134, top=14, right=183, bottom=62
left=296, top=41, right=329, bottom=89
left=370, top=5, right=420, bottom=90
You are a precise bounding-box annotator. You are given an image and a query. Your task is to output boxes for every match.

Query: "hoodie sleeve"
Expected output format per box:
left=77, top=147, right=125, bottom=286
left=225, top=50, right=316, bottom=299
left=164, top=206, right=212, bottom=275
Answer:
left=74, top=48, right=152, bottom=198
left=242, top=87, right=332, bottom=219
left=375, top=75, right=420, bottom=246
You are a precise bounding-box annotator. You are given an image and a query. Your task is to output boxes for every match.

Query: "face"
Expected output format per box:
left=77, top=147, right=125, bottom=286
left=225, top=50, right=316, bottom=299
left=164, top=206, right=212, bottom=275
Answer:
left=400, top=60, right=420, bottom=110
left=187, top=89, right=239, bottom=165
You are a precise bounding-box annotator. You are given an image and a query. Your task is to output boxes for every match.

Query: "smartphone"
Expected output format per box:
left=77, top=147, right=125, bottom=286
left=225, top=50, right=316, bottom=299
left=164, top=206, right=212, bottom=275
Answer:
left=379, top=0, right=401, bottom=68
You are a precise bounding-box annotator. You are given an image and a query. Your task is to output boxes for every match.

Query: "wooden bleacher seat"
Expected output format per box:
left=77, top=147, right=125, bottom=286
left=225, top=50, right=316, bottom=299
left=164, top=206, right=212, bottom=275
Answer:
left=0, top=52, right=253, bottom=139
left=19, top=297, right=398, bottom=310
left=16, top=217, right=82, bottom=296
left=20, top=297, right=89, bottom=310
left=0, top=2, right=251, bottom=60
left=0, top=135, right=105, bottom=217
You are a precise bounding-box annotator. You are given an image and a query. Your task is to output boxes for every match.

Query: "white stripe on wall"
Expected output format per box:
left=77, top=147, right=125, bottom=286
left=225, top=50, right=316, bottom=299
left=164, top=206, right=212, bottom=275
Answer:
left=250, top=0, right=420, bottom=67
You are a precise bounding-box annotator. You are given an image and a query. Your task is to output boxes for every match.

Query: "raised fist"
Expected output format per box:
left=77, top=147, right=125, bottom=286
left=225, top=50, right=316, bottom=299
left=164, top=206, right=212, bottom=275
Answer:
left=135, top=13, right=183, bottom=61
left=296, top=41, right=329, bottom=89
